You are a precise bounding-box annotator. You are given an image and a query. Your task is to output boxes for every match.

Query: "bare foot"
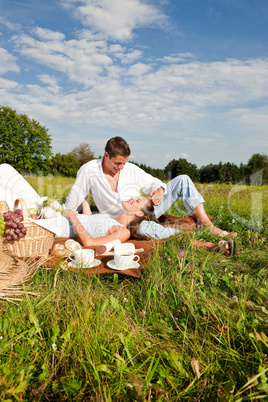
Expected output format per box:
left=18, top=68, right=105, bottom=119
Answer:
left=206, top=225, right=237, bottom=238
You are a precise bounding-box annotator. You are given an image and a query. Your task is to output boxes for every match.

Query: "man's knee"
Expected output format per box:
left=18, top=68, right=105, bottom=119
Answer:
left=171, top=174, right=192, bottom=186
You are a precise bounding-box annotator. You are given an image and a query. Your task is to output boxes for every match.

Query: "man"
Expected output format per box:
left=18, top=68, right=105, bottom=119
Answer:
left=64, top=137, right=236, bottom=238
left=64, top=136, right=167, bottom=218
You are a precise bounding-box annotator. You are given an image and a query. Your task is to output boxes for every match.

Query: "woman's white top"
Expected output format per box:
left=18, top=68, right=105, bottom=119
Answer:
left=32, top=214, right=123, bottom=238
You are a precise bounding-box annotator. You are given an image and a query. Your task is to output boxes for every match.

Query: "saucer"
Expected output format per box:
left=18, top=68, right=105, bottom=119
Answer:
left=68, top=259, right=101, bottom=269
left=107, top=259, right=140, bottom=271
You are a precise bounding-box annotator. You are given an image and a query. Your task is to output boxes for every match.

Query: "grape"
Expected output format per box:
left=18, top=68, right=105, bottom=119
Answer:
left=1, top=209, right=26, bottom=242
left=3, top=212, right=11, bottom=220
left=0, top=218, right=5, bottom=237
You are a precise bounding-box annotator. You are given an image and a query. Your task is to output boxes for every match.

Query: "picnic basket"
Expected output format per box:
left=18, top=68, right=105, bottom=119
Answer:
left=0, top=198, right=55, bottom=258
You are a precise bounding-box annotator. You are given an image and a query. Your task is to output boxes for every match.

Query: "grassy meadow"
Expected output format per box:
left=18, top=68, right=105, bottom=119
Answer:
left=1, top=178, right=268, bottom=401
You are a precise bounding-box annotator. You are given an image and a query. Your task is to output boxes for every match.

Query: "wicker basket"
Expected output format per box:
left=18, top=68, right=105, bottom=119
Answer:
left=0, top=198, right=55, bottom=258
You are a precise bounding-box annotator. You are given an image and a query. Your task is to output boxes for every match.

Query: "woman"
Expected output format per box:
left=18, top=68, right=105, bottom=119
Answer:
left=65, top=196, right=236, bottom=256
left=0, top=164, right=236, bottom=255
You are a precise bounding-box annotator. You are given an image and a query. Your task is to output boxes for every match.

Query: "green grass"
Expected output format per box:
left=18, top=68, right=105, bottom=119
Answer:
left=1, top=181, right=268, bottom=400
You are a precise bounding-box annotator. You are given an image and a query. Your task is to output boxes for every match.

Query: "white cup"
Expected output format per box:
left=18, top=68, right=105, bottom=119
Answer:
left=114, top=243, right=135, bottom=254
left=69, top=249, right=94, bottom=267
left=114, top=250, right=140, bottom=268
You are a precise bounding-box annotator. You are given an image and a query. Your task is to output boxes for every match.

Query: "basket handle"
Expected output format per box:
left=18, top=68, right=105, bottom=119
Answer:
left=0, top=200, right=9, bottom=218
left=13, top=198, right=30, bottom=222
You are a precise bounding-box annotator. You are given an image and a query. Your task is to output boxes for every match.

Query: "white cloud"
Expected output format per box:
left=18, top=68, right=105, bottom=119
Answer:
left=128, top=62, right=151, bottom=76
left=0, top=77, right=20, bottom=90
left=33, top=27, right=65, bottom=41
left=2, top=13, right=268, bottom=165
left=62, top=0, right=165, bottom=41
left=38, top=74, right=61, bottom=94
left=121, top=49, right=143, bottom=64
left=12, top=33, right=113, bottom=85
left=181, top=153, right=188, bottom=158
left=0, top=47, right=20, bottom=75
left=0, top=16, right=21, bottom=31
left=161, top=53, right=194, bottom=64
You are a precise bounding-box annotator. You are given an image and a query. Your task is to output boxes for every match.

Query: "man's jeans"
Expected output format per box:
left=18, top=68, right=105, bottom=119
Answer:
left=154, top=175, right=204, bottom=219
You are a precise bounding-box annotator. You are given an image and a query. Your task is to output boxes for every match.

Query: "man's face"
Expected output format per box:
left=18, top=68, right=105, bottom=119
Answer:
left=103, top=152, right=129, bottom=174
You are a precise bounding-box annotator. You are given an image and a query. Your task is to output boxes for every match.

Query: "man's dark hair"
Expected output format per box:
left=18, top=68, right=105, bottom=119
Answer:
left=105, top=137, right=131, bottom=158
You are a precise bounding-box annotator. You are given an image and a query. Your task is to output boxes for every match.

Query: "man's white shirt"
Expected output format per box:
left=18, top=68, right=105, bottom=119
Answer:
left=63, top=159, right=167, bottom=218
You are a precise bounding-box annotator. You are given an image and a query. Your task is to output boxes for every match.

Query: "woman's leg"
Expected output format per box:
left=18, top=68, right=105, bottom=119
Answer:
left=191, top=203, right=237, bottom=237
left=192, top=238, right=236, bottom=256
left=0, top=163, right=42, bottom=209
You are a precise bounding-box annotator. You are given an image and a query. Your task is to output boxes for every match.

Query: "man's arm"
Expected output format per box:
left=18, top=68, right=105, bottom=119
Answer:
left=82, top=196, right=92, bottom=215
left=63, top=165, right=91, bottom=211
left=130, top=163, right=167, bottom=198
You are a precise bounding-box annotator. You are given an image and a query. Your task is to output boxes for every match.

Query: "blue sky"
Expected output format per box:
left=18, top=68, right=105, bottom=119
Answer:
left=0, top=0, right=268, bottom=169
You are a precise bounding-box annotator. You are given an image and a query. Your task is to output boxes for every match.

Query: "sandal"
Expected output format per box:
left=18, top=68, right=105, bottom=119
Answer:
left=217, top=240, right=236, bottom=256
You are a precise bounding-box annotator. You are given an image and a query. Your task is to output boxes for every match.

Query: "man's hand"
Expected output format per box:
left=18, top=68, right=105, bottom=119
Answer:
left=150, top=187, right=165, bottom=206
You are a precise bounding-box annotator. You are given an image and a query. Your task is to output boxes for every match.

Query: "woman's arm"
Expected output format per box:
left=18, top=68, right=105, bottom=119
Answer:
left=64, top=209, right=130, bottom=247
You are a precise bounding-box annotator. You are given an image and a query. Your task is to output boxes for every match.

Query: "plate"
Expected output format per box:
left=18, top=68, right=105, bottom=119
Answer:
left=68, top=259, right=101, bottom=269
left=65, top=239, right=82, bottom=252
left=107, top=259, right=140, bottom=271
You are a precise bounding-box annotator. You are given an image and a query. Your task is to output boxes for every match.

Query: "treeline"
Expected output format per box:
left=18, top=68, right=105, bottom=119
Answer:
left=1, top=106, right=267, bottom=184
left=0, top=106, right=95, bottom=177
left=133, top=153, right=268, bottom=185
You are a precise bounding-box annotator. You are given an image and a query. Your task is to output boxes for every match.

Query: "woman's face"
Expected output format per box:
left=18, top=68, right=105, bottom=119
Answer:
left=122, top=196, right=149, bottom=215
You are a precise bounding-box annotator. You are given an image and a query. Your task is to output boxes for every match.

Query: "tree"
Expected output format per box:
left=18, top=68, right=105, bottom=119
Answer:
left=200, top=163, right=220, bottom=183
left=49, top=153, right=79, bottom=177
left=0, top=105, right=52, bottom=173
left=218, top=162, right=240, bottom=184
left=129, top=161, right=166, bottom=181
left=246, top=153, right=268, bottom=185
left=165, top=158, right=200, bottom=181
left=68, top=143, right=95, bottom=168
